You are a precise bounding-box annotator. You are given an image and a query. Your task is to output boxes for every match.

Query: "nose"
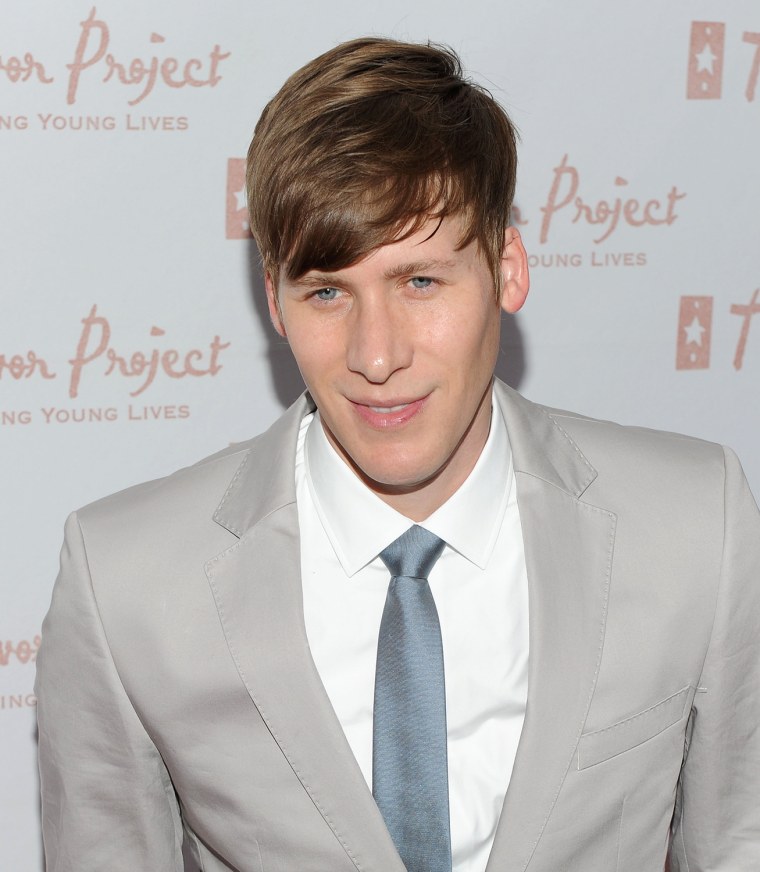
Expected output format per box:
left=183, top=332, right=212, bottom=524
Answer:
left=345, top=296, right=413, bottom=383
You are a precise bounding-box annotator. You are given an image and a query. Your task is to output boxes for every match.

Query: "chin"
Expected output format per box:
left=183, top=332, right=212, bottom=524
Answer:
left=352, top=454, right=445, bottom=494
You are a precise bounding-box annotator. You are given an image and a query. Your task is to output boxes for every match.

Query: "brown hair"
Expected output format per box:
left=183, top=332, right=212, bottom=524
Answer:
left=247, top=37, right=518, bottom=293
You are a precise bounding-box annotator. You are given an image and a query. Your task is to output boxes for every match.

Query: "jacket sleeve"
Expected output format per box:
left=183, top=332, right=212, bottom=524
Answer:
left=35, top=512, right=184, bottom=871
left=668, top=447, right=760, bottom=870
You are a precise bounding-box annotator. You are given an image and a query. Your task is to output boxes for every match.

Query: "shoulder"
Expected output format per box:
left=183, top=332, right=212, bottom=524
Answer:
left=72, top=393, right=312, bottom=559
left=67, top=439, right=257, bottom=576
left=495, top=381, right=731, bottom=512
left=539, top=405, right=735, bottom=529
left=75, top=393, right=311, bottom=533
left=544, top=405, right=726, bottom=474
left=76, top=437, right=255, bottom=533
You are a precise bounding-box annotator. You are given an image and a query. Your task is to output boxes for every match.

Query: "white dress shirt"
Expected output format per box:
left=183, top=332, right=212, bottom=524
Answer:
left=295, top=390, right=529, bottom=872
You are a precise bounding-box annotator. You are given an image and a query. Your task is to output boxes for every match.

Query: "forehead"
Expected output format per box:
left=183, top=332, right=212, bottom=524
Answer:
left=286, top=214, right=480, bottom=284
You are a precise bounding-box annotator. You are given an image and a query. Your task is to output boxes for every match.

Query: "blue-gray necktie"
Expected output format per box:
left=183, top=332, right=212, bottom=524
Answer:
left=373, top=525, right=451, bottom=872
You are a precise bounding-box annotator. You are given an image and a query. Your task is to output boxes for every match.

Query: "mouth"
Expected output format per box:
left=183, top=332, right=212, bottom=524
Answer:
left=349, top=395, right=429, bottom=428
left=367, top=403, right=410, bottom=413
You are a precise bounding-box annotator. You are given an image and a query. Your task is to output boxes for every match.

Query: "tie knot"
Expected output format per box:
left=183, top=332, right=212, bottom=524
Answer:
left=379, top=525, right=445, bottom=579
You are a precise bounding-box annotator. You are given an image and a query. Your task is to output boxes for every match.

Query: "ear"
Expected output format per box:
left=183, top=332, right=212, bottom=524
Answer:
left=264, top=272, right=287, bottom=338
left=499, top=226, right=530, bottom=314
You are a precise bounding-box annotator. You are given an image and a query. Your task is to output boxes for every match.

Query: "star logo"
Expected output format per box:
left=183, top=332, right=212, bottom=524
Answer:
left=687, top=22, right=725, bottom=100
left=695, top=43, right=716, bottom=75
left=226, top=158, right=252, bottom=240
left=234, top=185, right=248, bottom=212
left=683, top=315, right=706, bottom=346
left=676, top=296, right=713, bottom=370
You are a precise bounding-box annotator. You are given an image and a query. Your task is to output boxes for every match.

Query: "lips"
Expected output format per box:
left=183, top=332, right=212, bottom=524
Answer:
left=349, top=395, right=429, bottom=428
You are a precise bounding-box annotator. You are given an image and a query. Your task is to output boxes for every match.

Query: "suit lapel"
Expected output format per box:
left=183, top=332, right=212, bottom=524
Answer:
left=207, top=396, right=404, bottom=872
left=486, top=383, right=616, bottom=871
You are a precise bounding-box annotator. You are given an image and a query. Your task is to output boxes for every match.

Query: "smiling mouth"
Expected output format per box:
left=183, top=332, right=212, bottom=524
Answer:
left=368, top=403, right=410, bottom=413
left=349, top=395, right=429, bottom=428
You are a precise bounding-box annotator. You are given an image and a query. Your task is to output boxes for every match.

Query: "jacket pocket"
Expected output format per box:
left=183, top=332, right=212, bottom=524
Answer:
left=577, top=685, right=695, bottom=770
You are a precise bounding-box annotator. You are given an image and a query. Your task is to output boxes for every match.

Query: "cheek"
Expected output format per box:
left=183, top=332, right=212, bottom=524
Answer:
left=287, top=331, right=343, bottom=387
left=436, top=310, right=499, bottom=375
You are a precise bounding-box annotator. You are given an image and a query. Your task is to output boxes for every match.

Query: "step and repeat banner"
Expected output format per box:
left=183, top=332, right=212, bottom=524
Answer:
left=2, top=1, right=759, bottom=868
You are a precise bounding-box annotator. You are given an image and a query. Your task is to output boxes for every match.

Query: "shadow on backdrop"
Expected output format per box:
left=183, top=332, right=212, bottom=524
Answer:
left=246, top=238, right=527, bottom=411
left=495, top=309, right=526, bottom=390
left=246, top=239, right=306, bottom=409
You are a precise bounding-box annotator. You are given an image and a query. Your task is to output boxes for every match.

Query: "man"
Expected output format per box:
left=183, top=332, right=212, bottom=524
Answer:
left=36, top=38, right=759, bottom=872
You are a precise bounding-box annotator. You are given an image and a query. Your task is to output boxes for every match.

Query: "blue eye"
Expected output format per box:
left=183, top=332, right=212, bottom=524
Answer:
left=315, top=287, right=339, bottom=301
left=410, top=277, right=433, bottom=289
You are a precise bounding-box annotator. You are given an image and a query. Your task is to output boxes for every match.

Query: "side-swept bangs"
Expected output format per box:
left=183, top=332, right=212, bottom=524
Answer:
left=247, top=38, right=518, bottom=294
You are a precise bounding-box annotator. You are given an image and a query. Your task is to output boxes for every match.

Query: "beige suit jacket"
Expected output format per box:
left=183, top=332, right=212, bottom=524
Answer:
left=36, top=381, right=760, bottom=871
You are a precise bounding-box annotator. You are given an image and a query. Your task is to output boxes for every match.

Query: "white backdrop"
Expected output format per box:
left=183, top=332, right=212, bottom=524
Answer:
left=2, top=1, right=759, bottom=868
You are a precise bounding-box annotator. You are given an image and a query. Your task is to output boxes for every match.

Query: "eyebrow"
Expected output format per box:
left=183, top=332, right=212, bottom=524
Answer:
left=384, top=259, right=459, bottom=279
left=294, top=259, right=460, bottom=287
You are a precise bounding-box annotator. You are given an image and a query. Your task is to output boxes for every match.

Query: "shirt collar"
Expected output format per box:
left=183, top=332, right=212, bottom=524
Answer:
left=304, top=386, right=513, bottom=576
left=423, top=396, right=512, bottom=569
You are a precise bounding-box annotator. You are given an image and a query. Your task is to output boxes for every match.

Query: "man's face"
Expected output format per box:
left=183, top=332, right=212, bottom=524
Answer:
left=266, top=216, right=529, bottom=518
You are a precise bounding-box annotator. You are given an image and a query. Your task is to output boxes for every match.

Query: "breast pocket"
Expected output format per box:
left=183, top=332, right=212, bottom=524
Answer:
left=577, top=685, right=696, bottom=770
